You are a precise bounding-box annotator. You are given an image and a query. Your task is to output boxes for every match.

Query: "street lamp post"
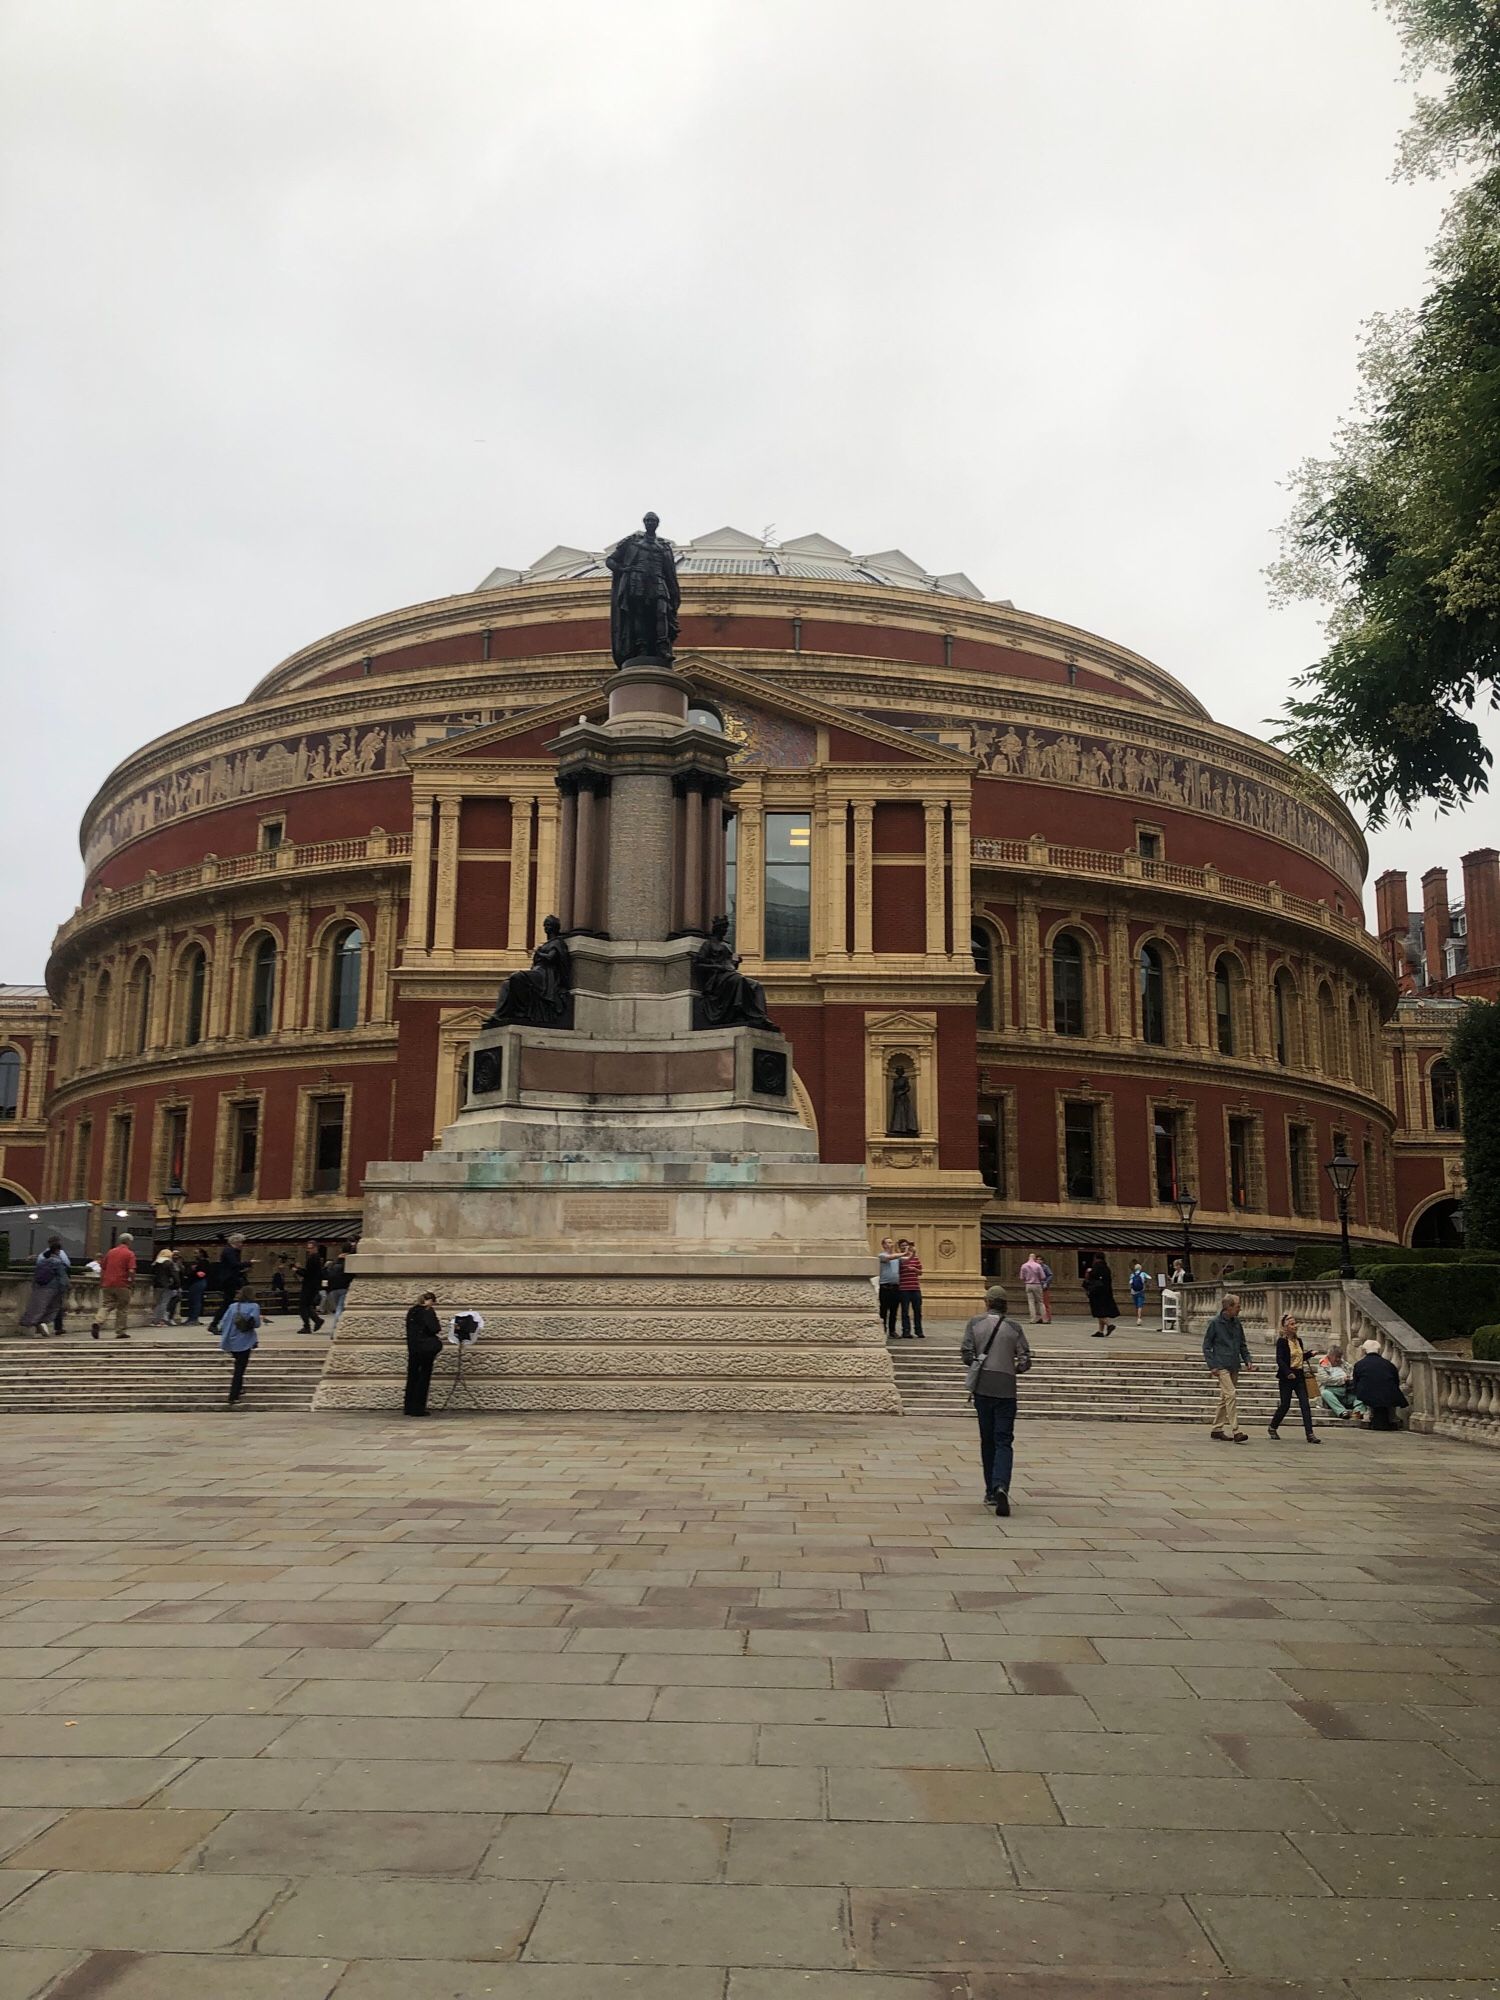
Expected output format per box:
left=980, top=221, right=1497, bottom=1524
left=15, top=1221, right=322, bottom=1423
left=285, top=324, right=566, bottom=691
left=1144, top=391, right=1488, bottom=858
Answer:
left=161, top=1177, right=187, bottom=1251
left=1174, top=1188, right=1197, bottom=1285
left=1324, top=1150, right=1360, bottom=1280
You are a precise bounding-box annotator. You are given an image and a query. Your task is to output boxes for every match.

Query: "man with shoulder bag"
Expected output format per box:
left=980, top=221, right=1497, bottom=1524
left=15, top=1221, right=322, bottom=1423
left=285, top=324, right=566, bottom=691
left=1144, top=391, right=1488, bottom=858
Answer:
left=960, top=1285, right=1032, bottom=1518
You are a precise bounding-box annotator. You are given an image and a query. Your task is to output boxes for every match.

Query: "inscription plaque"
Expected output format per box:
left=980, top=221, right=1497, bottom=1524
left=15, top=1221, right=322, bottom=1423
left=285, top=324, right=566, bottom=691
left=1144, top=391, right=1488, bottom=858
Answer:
left=560, top=1194, right=673, bottom=1234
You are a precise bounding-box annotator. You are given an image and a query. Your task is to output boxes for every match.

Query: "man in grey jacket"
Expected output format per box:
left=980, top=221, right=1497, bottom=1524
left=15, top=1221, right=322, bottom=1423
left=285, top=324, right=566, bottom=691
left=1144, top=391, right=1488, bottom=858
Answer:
left=1202, top=1293, right=1253, bottom=1442
left=961, top=1285, right=1032, bottom=1517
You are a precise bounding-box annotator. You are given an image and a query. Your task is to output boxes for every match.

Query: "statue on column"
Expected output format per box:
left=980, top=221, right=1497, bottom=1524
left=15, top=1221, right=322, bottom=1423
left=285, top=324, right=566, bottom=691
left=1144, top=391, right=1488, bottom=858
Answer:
left=693, top=915, right=777, bottom=1031
left=606, top=512, right=681, bottom=666
left=484, top=915, right=574, bottom=1028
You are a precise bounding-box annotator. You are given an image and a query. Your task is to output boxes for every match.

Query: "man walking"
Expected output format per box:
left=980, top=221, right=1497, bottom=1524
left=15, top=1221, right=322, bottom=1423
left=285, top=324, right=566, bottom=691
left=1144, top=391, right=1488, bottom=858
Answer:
left=1018, top=1251, right=1048, bottom=1325
left=91, top=1233, right=136, bottom=1341
left=1202, top=1292, right=1252, bottom=1442
left=404, top=1291, right=443, bottom=1416
left=207, top=1234, right=247, bottom=1335
left=324, top=1241, right=357, bottom=1330
left=876, top=1237, right=901, bottom=1340
left=961, top=1284, right=1032, bottom=1517
left=896, top=1238, right=924, bottom=1339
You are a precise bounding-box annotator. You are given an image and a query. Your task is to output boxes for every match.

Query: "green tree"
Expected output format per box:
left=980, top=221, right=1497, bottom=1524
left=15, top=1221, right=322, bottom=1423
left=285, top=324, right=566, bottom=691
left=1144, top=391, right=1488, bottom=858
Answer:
left=1451, top=996, right=1500, bottom=1252
left=1270, top=0, right=1499, bottom=826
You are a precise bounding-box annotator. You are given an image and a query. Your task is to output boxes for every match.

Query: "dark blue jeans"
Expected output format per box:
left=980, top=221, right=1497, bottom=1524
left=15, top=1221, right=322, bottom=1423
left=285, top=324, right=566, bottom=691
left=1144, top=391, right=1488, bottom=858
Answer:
left=184, top=1278, right=208, bottom=1323
left=975, top=1393, right=1017, bottom=1495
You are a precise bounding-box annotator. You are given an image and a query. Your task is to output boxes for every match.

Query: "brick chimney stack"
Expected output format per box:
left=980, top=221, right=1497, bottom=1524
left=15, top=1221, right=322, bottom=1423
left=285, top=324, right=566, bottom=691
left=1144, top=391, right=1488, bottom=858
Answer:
left=1375, top=869, right=1412, bottom=990
left=1421, top=867, right=1451, bottom=990
left=1461, top=847, right=1500, bottom=974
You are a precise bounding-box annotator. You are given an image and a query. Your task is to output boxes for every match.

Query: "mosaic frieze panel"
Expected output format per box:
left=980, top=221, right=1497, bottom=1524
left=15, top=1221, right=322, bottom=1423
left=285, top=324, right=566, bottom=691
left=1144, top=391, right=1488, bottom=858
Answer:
left=720, top=701, right=816, bottom=768
left=965, top=721, right=1362, bottom=889
left=84, top=723, right=419, bottom=871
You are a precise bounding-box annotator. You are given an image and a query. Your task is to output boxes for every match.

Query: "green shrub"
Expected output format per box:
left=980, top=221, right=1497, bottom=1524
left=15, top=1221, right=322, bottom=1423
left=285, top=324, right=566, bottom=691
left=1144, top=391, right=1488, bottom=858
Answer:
left=1291, top=1243, right=1498, bottom=1280
left=1472, top=1326, right=1500, bottom=1361
left=1367, top=1264, right=1500, bottom=1342
left=1451, top=999, right=1500, bottom=1252
left=1236, top=1266, right=1293, bottom=1283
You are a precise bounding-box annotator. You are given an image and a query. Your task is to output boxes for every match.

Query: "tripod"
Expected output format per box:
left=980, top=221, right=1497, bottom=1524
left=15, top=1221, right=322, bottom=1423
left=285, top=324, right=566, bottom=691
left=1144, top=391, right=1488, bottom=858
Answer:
left=437, top=1337, right=482, bottom=1412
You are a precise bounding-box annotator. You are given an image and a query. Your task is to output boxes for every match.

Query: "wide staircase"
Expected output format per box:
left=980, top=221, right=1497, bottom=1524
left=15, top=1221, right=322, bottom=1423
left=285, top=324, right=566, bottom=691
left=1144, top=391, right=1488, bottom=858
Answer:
left=890, top=1333, right=1323, bottom=1425
left=0, top=1338, right=327, bottom=1415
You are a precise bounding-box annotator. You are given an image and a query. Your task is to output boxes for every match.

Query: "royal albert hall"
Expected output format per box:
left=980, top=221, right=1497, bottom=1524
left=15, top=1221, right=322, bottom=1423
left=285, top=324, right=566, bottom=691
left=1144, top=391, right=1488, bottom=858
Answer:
left=32, top=526, right=1402, bottom=1307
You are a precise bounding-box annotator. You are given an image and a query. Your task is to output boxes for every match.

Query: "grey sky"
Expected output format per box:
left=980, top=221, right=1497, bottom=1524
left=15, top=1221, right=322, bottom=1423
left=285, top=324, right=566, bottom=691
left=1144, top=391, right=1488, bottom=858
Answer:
left=2, top=0, right=1493, bottom=981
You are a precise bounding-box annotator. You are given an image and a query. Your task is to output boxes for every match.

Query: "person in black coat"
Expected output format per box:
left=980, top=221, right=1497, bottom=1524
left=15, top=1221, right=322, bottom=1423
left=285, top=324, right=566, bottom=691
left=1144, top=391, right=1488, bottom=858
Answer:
left=1352, top=1341, right=1409, bottom=1430
left=404, top=1293, right=443, bottom=1416
left=1267, top=1312, right=1321, bottom=1443
left=297, top=1241, right=326, bottom=1335
left=207, top=1233, right=247, bottom=1334
left=1084, top=1255, right=1119, bottom=1337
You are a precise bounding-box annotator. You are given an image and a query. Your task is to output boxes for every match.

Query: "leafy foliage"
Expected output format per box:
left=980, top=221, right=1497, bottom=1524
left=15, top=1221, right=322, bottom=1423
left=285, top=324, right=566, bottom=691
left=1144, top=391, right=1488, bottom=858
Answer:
left=1473, top=1323, right=1500, bottom=1357
left=1270, top=1, right=1500, bottom=824
left=1367, top=1259, right=1500, bottom=1338
left=1451, top=996, right=1500, bottom=1249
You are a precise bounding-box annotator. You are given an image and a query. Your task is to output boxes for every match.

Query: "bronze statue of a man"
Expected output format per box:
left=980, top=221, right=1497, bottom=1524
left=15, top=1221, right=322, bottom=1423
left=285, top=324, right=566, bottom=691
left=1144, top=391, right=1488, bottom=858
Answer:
left=606, top=512, right=681, bottom=667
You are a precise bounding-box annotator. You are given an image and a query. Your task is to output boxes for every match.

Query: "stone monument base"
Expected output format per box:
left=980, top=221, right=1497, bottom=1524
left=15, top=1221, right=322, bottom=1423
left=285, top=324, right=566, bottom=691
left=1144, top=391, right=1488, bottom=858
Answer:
left=314, top=1018, right=901, bottom=1416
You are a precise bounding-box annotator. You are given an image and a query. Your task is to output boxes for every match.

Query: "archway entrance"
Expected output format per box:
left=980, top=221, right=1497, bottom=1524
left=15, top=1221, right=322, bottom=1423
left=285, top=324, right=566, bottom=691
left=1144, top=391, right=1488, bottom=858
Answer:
left=1410, top=1198, right=1465, bottom=1249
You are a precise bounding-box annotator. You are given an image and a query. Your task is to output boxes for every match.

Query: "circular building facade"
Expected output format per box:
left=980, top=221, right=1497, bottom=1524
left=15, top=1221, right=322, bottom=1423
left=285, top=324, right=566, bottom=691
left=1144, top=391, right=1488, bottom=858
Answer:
left=41, top=525, right=1400, bottom=1304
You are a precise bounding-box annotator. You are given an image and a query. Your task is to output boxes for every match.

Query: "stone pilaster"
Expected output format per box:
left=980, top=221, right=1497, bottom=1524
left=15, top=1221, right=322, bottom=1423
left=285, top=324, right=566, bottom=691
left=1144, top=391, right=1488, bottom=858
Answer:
left=852, top=803, right=874, bottom=957
left=432, top=798, right=461, bottom=956
left=924, top=802, right=946, bottom=957
left=508, top=795, right=534, bottom=951
left=406, top=800, right=435, bottom=955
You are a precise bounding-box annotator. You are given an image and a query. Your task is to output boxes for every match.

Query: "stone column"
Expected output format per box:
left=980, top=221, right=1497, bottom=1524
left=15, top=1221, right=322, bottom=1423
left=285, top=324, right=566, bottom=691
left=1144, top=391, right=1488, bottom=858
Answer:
left=1185, top=920, right=1209, bottom=1049
left=370, top=887, right=397, bottom=1025
left=705, top=789, right=727, bottom=928
left=556, top=787, right=578, bottom=931
left=852, top=803, right=874, bottom=956
left=573, top=782, right=600, bottom=932
left=209, top=916, right=233, bottom=1039
left=406, top=798, right=435, bottom=954
left=1249, top=940, right=1271, bottom=1058
left=1018, top=896, right=1041, bottom=1032
left=148, top=926, right=171, bottom=1050
left=283, top=896, right=309, bottom=1032
left=950, top=800, right=972, bottom=960
left=432, top=799, right=461, bottom=955
left=1108, top=905, right=1131, bottom=1040
left=534, top=792, right=559, bottom=925
left=681, top=782, right=705, bottom=934
left=924, top=802, right=947, bottom=956
left=610, top=773, right=675, bottom=940
left=737, top=797, right=764, bottom=957
left=508, top=795, right=534, bottom=952
left=824, top=798, right=848, bottom=959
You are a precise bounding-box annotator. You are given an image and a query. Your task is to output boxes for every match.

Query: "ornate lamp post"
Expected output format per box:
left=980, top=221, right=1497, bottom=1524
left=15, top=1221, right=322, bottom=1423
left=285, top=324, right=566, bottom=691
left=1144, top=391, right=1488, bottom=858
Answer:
left=1174, top=1188, right=1197, bottom=1285
left=1324, top=1150, right=1359, bottom=1280
left=161, top=1177, right=187, bottom=1251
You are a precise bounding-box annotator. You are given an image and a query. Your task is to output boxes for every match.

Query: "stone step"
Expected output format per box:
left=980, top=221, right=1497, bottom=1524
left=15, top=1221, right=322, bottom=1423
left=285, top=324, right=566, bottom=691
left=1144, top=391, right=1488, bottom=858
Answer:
left=0, top=1345, right=326, bottom=1414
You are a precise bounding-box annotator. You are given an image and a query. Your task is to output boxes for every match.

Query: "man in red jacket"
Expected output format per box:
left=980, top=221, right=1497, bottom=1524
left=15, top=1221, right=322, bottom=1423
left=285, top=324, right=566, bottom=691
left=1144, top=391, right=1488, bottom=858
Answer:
left=897, top=1238, right=924, bottom=1340
left=92, top=1234, right=137, bottom=1342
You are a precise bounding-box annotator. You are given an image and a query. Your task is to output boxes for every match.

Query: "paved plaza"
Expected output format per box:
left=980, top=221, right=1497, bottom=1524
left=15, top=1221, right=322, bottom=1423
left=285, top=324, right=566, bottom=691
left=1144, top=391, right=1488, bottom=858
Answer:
left=0, top=1412, right=1494, bottom=1998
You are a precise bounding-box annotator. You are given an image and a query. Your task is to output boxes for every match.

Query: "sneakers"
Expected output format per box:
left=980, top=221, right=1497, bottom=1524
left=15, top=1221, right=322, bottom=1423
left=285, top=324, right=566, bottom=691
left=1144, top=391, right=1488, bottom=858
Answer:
left=1267, top=1425, right=1280, bottom=1439
left=992, top=1490, right=1011, bottom=1517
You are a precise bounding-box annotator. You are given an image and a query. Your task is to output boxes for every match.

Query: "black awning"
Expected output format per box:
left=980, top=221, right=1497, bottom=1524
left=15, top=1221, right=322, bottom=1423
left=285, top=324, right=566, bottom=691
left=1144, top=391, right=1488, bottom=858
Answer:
left=980, top=1217, right=1303, bottom=1257
left=174, top=1214, right=363, bottom=1245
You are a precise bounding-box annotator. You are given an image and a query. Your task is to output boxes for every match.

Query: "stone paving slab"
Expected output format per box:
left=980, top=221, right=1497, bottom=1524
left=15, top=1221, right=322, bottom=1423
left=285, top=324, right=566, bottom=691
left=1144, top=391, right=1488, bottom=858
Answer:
left=0, top=1408, right=1494, bottom=1993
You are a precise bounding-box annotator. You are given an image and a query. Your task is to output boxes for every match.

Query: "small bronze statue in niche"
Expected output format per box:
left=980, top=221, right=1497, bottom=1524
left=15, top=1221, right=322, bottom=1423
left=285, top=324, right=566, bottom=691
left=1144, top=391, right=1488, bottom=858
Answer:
left=484, top=915, right=573, bottom=1029
left=693, top=915, right=776, bottom=1031
left=887, top=1059, right=919, bottom=1136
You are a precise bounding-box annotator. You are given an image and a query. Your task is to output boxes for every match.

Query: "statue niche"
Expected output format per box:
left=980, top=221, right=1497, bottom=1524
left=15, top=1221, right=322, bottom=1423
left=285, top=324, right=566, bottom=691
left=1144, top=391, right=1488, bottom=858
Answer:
left=693, top=915, right=776, bottom=1032
left=484, top=916, right=574, bottom=1029
left=886, top=1059, right=919, bottom=1137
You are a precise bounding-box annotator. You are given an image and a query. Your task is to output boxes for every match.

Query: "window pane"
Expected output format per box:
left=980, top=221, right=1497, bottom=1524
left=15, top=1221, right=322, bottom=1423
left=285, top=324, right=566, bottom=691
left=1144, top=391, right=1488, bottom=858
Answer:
left=1431, top=1061, right=1460, bottom=1130
left=250, top=940, right=276, bottom=1038
left=1139, top=945, right=1165, bottom=1046
left=764, top=813, right=811, bottom=961
left=233, top=1108, right=258, bottom=1196
left=0, top=1049, right=18, bottom=1120
left=1215, top=963, right=1235, bottom=1056
left=972, top=927, right=994, bottom=1031
left=977, top=1097, right=1005, bottom=1193
left=723, top=813, right=737, bottom=945
left=330, top=928, right=363, bottom=1031
left=313, top=1099, right=345, bottom=1192
left=1228, top=1118, right=1251, bottom=1209
left=185, top=951, right=206, bottom=1046
left=1153, top=1111, right=1179, bottom=1203
left=1064, top=1102, right=1096, bottom=1199
left=1053, top=936, right=1085, bottom=1036
left=765, top=812, right=812, bottom=866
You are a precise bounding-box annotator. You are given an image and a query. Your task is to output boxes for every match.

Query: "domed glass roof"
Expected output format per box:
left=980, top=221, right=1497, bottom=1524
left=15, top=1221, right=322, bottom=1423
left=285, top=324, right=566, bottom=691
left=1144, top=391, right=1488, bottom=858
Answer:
left=476, top=526, right=993, bottom=601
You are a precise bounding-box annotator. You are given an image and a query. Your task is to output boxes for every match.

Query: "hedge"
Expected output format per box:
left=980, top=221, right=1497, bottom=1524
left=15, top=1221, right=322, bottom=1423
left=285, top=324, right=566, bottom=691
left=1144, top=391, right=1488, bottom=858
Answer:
left=1367, top=1264, right=1500, bottom=1342
left=1473, top=1326, right=1500, bottom=1362
left=1290, top=1244, right=1496, bottom=1280
left=1235, top=1266, right=1293, bottom=1283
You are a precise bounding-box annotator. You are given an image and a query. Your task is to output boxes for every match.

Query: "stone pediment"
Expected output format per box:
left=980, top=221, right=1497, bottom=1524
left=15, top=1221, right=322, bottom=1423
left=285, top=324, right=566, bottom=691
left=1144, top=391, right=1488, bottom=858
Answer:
left=406, top=657, right=974, bottom=775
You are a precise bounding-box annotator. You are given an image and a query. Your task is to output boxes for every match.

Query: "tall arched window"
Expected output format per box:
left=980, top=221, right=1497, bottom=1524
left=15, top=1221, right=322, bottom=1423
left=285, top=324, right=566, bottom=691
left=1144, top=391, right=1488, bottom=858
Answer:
left=0, top=1048, right=19, bottom=1121
left=328, top=925, right=364, bottom=1031
left=1052, top=933, right=1086, bottom=1037
left=1139, top=943, right=1166, bottom=1046
left=183, top=947, right=207, bottom=1047
left=971, top=924, right=995, bottom=1032
left=248, top=936, right=277, bottom=1039
left=1213, top=956, right=1238, bottom=1056
left=1317, top=983, right=1338, bottom=1075
left=128, top=960, right=153, bottom=1055
left=1430, top=1058, right=1461, bottom=1131
left=1273, top=970, right=1299, bottom=1067
left=90, top=972, right=112, bottom=1068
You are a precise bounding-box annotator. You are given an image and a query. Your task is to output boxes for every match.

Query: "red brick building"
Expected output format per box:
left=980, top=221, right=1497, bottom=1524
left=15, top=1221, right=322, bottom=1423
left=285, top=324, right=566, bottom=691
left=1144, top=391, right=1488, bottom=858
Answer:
left=3, top=527, right=1447, bottom=1296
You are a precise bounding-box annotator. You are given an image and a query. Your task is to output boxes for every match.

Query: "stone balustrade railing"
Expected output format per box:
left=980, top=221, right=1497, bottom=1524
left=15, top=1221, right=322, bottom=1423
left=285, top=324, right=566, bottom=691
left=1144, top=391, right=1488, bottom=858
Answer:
left=1176, top=1278, right=1500, bottom=1449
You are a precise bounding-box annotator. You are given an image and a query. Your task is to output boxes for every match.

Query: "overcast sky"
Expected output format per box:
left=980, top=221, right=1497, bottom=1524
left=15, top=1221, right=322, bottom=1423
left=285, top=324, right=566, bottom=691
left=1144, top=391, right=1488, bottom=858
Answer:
left=2, top=0, right=1494, bottom=981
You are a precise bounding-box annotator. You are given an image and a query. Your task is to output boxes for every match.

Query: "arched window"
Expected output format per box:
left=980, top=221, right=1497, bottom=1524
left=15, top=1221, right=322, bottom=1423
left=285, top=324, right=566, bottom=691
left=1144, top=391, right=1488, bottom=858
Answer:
left=1430, top=1058, right=1461, bottom=1131
left=328, top=925, right=364, bottom=1031
left=1053, top=933, right=1086, bottom=1037
left=1213, top=955, right=1238, bottom=1056
left=90, top=973, right=112, bottom=1068
left=1317, top=983, right=1338, bottom=1075
left=971, top=924, right=995, bottom=1032
left=1273, top=970, right=1299, bottom=1067
left=1139, top=943, right=1166, bottom=1046
left=183, top=946, right=207, bottom=1047
left=248, top=936, right=277, bottom=1039
left=127, top=960, right=153, bottom=1056
left=0, top=1048, right=19, bottom=1121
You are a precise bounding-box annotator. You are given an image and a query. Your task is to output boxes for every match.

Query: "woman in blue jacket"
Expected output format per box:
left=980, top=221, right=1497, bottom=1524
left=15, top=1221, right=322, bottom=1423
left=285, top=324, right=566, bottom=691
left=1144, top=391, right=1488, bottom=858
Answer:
left=219, top=1286, right=261, bottom=1408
